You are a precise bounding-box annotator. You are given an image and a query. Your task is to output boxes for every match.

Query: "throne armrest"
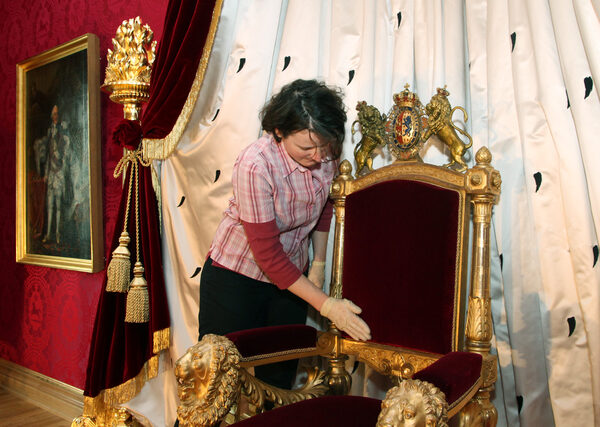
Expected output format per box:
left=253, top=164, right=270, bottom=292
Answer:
left=176, top=327, right=328, bottom=426
left=225, top=324, right=321, bottom=366
left=412, top=351, right=482, bottom=415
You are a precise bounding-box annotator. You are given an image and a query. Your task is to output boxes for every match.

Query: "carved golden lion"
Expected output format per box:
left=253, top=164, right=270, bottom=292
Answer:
left=175, top=334, right=241, bottom=426
left=422, top=88, right=473, bottom=172
left=376, top=379, right=449, bottom=427
left=352, top=101, right=387, bottom=177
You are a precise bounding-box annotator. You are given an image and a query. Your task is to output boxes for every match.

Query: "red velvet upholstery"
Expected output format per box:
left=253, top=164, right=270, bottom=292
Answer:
left=413, top=352, right=482, bottom=407
left=226, top=325, right=317, bottom=359
left=233, top=396, right=381, bottom=426
left=342, top=180, right=461, bottom=355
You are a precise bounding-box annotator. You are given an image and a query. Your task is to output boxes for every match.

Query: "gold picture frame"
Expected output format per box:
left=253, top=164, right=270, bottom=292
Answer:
left=16, top=34, right=103, bottom=273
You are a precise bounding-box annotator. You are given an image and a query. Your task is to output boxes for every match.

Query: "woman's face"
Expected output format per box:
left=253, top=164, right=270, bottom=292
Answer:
left=278, top=129, right=332, bottom=169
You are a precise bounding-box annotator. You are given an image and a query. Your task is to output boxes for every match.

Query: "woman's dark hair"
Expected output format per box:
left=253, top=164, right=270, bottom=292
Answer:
left=260, top=79, right=347, bottom=159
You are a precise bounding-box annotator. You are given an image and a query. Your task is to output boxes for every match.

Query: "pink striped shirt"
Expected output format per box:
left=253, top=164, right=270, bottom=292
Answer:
left=209, top=134, right=336, bottom=288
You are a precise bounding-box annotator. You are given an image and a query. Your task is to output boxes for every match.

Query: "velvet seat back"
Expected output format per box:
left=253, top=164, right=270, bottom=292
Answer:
left=341, top=179, right=464, bottom=355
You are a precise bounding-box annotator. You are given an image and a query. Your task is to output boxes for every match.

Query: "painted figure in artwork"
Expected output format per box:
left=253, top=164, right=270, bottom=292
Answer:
left=35, top=105, right=71, bottom=244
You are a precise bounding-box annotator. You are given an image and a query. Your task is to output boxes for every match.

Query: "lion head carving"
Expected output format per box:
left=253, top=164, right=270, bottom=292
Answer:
left=376, top=379, right=449, bottom=427
left=175, top=334, right=241, bottom=426
left=424, top=91, right=452, bottom=127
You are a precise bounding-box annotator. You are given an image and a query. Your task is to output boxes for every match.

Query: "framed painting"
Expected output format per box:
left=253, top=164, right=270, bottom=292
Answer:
left=16, top=34, right=103, bottom=273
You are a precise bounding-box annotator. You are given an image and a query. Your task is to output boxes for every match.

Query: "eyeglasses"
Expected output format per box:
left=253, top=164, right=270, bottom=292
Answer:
left=307, top=130, right=334, bottom=163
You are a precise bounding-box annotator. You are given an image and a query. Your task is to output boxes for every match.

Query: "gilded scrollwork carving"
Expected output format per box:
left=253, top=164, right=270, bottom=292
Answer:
left=377, top=379, right=449, bottom=427
left=480, top=354, right=498, bottom=388
left=237, top=366, right=328, bottom=418
left=342, top=340, right=438, bottom=378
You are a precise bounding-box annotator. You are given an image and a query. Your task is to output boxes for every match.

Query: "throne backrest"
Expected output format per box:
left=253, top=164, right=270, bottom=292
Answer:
left=330, top=161, right=471, bottom=355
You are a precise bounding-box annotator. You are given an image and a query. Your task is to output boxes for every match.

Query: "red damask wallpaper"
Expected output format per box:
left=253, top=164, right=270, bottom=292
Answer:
left=0, top=0, right=169, bottom=389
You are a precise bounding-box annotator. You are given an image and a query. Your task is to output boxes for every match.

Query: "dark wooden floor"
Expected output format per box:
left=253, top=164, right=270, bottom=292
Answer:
left=0, top=388, right=68, bottom=426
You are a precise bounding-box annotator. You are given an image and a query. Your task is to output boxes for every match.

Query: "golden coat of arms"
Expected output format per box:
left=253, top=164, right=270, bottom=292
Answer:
left=352, top=85, right=473, bottom=174
left=385, top=84, right=426, bottom=162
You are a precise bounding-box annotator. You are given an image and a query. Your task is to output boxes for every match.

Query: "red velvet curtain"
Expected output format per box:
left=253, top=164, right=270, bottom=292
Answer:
left=84, top=164, right=167, bottom=397
left=142, top=0, right=217, bottom=139
left=84, top=0, right=217, bottom=400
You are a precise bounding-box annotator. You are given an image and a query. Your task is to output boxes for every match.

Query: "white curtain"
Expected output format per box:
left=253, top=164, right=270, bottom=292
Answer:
left=126, top=1, right=600, bottom=425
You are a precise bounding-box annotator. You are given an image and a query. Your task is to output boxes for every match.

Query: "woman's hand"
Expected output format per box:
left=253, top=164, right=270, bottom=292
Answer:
left=320, top=297, right=371, bottom=341
left=286, top=276, right=371, bottom=341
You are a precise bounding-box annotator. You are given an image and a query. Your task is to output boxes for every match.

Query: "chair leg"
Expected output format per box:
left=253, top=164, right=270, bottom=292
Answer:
left=457, top=385, right=498, bottom=427
left=325, top=354, right=352, bottom=395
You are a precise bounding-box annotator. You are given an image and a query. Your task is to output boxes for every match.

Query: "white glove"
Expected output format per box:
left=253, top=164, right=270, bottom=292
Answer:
left=320, top=297, right=371, bottom=341
left=308, top=260, right=326, bottom=289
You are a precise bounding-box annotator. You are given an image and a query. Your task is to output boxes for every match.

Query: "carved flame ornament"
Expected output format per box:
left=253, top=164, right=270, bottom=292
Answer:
left=102, top=17, right=157, bottom=120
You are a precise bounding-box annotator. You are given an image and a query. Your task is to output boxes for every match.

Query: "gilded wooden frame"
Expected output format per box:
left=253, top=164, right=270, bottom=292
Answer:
left=16, top=34, right=103, bottom=272
left=329, top=160, right=470, bottom=352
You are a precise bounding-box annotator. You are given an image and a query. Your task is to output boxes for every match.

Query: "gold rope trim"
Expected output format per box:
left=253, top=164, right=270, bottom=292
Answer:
left=153, top=327, right=170, bottom=354
left=447, top=376, right=482, bottom=411
left=240, top=346, right=318, bottom=363
left=142, top=0, right=224, bottom=160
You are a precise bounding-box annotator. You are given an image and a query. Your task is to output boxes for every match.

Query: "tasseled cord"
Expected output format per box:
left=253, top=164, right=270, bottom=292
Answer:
left=105, top=156, right=135, bottom=293
left=105, top=148, right=152, bottom=324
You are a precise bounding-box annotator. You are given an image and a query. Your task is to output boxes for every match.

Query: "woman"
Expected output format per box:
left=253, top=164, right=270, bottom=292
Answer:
left=198, top=79, right=370, bottom=388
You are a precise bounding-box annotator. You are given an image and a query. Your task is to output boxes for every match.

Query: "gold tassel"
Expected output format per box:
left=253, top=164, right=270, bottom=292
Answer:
left=106, top=232, right=132, bottom=292
left=125, top=262, right=149, bottom=323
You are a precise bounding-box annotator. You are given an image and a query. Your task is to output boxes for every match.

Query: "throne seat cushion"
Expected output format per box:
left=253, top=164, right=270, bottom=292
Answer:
left=342, top=179, right=462, bottom=354
left=226, top=324, right=317, bottom=359
left=233, top=395, right=381, bottom=426
left=413, top=351, right=482, bottom=407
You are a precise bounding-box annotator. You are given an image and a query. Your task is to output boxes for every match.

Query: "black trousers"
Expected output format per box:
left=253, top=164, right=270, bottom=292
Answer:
left=198, top=257, right=308, bottom=389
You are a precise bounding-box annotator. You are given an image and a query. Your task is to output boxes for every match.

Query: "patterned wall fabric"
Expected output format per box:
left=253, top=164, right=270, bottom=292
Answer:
left=0, top=0, right=168, bottom=389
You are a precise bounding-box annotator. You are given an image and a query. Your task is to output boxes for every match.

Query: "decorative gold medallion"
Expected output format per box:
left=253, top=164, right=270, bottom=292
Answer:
left=385, top=84, right=426, bottom=161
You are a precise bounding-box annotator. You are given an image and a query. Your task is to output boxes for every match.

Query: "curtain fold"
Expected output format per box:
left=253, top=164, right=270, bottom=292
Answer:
left=83, top=163, right=168, bottom=410
left=142, top=0, right=218, bottom=139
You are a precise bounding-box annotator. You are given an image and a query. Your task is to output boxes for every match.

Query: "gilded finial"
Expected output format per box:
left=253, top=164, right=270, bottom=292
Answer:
left=339, top=159, right=353, bottom=177
left=102, top=17, right=157, bottom=120
left=475, top=147, right=492, bottom=165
